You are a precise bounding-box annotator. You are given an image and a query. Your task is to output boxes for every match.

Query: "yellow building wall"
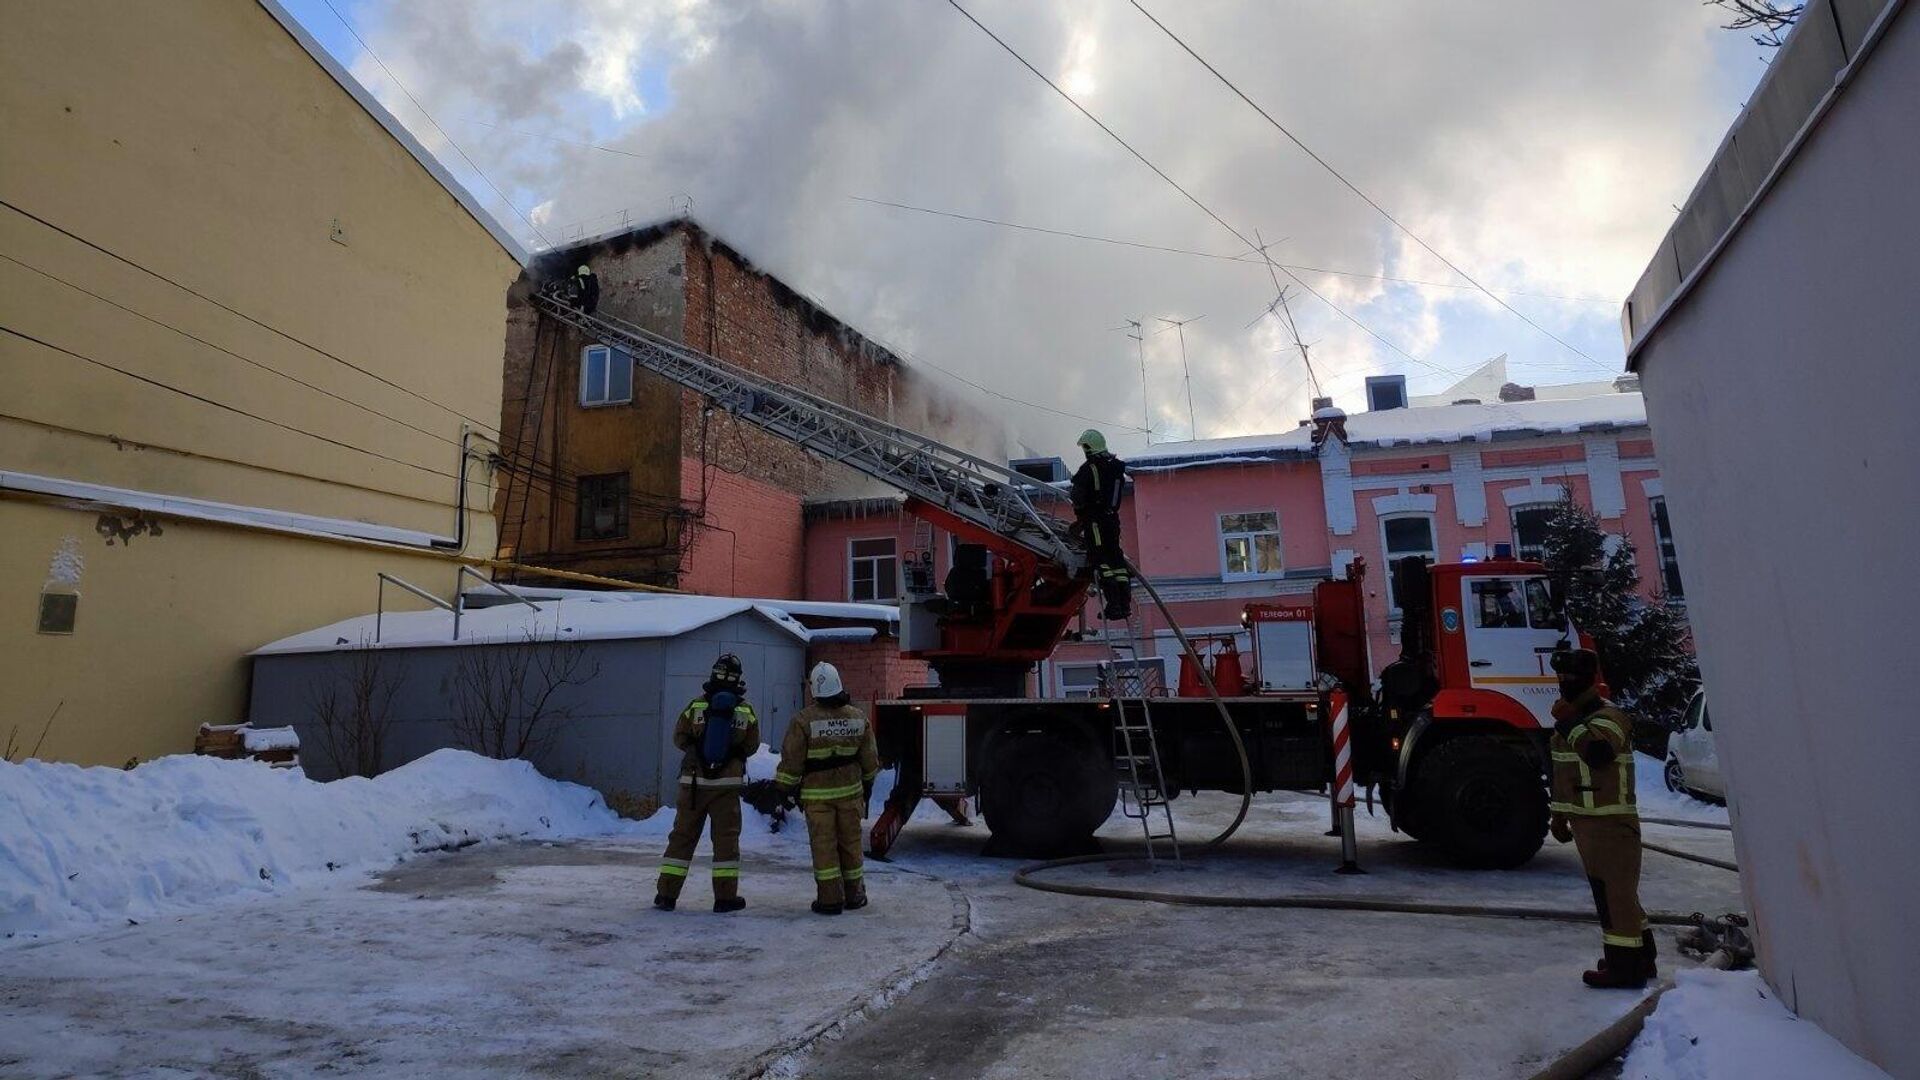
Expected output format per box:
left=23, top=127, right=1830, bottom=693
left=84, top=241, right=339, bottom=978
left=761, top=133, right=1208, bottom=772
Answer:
left=0, top=1, right=522, bottom=762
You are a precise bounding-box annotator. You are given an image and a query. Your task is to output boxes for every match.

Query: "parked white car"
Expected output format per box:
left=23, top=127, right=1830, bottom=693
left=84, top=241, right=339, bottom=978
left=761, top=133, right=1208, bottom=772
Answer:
left=1664, top=690, right=1725, bottom=802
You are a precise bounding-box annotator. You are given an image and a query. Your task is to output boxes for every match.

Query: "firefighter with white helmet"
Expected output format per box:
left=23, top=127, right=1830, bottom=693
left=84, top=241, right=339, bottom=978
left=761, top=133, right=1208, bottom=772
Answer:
left=1548, top=647, right=1653, bottom=988
left=653, top=653, right=757, bottom=913
left=1071, top=428, right=1131, bottom=620
left=777, top=662, right=880, bottom=914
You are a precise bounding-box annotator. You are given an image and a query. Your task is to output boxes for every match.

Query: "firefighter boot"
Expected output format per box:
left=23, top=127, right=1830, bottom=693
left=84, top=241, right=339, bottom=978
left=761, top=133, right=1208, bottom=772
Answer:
left=1583, top=944, right=1649, bottom=989
left=811, top=900, right=844, bottom=916
left=844, top=879, right=868, bottom=911
left=713, top=896, right=746, bottom=914
left=652, top=894, right=675, bottom=912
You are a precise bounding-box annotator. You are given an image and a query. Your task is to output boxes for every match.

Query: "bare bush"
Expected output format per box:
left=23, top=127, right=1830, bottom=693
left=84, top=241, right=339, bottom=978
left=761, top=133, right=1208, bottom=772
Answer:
left=451, top=630, right=599, bottom=763
left=3, top=702, right=61, bottom=764
left=309, top=642, right=402, bottom=779
left=1706, top=0, right=1802, bottom=47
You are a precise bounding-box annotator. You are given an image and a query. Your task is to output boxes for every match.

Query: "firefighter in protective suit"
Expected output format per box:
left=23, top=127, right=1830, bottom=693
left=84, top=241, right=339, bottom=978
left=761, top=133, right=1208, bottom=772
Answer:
left=653, top=654, right=758, bottom=913
left=777, top=662, right=880, bottom=915
left=1071, top=429, right=1131, bottom=621
left=1548, top=648, right=1654, bottom=988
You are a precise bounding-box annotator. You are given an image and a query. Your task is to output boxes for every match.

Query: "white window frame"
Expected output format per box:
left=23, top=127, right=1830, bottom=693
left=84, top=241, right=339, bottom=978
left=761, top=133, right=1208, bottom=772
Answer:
left=579, top=344, right=633, bottom=407
left=1056, top=656, right=1169, bottom=699
left=1379, top=512, right=1437, bottom=612
left=847, top=536, right=900, bottom=604
left=1217, top=510, right=1284, bottom=581
left=1508, top=503, right=1557, bottom=564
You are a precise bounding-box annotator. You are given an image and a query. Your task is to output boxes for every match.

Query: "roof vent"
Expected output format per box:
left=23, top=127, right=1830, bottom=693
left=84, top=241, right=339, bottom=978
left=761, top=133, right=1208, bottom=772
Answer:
left=1498, top=382, right=1537, bottom=402
left=1451, top=398, right=1482, bottom=406
left=1364, top=375, right=1407, bottom=411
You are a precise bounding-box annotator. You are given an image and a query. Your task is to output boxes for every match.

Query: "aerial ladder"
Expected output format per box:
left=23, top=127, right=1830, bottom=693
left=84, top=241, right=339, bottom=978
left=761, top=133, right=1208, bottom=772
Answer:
left=533, top=291, right=1178, bottom=855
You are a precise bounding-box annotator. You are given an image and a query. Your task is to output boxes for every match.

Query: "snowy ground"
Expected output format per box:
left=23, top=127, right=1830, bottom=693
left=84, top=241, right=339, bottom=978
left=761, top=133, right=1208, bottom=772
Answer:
left=0, top=749, right=1845, bottom=1079
left=1623, top=970, right=1892, bottom=1079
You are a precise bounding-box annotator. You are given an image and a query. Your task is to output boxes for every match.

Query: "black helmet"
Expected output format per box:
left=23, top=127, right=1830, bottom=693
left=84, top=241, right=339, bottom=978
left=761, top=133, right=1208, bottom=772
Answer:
left=707, top=653, right=745, bottom=693
left=1550, top=648, right=1599, bottom=678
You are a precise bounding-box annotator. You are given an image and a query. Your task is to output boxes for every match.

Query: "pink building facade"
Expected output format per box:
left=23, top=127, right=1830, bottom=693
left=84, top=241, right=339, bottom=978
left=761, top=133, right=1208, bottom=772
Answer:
left=798, top=389, right=1682, bottom=698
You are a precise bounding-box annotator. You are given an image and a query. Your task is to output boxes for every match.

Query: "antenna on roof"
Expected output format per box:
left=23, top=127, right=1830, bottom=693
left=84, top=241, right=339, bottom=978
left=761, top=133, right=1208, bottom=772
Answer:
left=1253, top=229, right=1322, bottom=401
left=669, top=192, right=694, bottom=218
left=1154, top=315, right=1204, bottom=441
left=1118, top=318, right=1150, bottom=444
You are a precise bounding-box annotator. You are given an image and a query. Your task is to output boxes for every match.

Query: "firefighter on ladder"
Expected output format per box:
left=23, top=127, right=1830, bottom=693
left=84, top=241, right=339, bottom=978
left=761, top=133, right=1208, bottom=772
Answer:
left=777, top=662, right=880, bottom=915
left=653, top=654, right=757, bottom=914
left=1548, top=647, right=1655, bottom=989
left=1071, top=429, right=1130, bottom=621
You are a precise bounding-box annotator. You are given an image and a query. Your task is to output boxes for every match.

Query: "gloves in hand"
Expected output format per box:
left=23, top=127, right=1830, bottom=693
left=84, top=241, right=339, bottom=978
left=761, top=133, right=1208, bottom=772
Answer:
left=1550, top=814, right=1573, bottom=843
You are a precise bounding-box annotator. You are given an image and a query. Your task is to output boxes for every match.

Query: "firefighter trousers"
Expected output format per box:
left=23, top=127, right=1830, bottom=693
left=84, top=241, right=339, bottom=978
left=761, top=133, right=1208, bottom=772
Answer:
left=803, top=798, right=866, bottom=907
left=1084, top=517, right=1130, bottom=615
left=656, top=780, right=742, bottom=901
left=1571, top=815, right=1645, bottom=948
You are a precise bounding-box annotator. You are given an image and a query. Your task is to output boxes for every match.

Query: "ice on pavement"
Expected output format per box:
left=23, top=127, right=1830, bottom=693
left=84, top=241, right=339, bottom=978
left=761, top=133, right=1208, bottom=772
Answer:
left=1623, top=969, right=1890, bottom=1079
left=0, top=749, right=645, bottom=942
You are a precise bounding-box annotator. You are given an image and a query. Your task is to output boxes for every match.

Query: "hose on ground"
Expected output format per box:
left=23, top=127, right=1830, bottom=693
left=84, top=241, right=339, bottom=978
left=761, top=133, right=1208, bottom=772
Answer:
left=1524, top=947, right=1740, bottom=1080
left=1641, top=839, right=1739, bottom=872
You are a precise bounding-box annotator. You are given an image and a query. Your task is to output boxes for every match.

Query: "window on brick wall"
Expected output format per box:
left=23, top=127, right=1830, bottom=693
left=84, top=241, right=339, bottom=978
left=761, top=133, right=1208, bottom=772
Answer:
left=1510, top=504, right=1556, bottom=563
left=576, top=473, right=629, bottom=541
left=848, top=537, right=899, bottom=603
left=579, top=345, right=633, bottom=407
left=1649, top=496, right=1685, bottom=599
left=1218, top=511, right=1283, bottom=580
left=1380, top=513, right=1436, bottom=611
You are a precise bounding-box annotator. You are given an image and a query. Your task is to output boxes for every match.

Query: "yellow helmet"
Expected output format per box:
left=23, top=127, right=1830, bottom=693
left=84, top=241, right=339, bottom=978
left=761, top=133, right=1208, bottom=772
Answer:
left=1076, top=429, right=1107, bottom=454
left=576, top=264, right=592, bottom=276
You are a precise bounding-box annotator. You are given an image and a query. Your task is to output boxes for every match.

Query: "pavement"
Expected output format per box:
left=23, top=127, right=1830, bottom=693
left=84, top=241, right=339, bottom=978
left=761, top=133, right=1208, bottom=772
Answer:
left=0, top=789, right=1743, bottom=1079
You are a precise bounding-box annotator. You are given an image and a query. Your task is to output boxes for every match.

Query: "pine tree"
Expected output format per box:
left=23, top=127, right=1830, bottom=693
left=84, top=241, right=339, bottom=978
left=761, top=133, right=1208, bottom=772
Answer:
left=1541, top=496, right=1700, bottom=752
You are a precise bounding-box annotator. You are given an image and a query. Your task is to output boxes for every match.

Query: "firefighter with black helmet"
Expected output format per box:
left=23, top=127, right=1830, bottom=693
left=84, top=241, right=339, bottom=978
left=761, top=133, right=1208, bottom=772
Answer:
left=1071, top=428, right=1131, bottom=621
left=653, top=653, right=758, bottom=913
left=777, top=662, right=880, bottom=915
left=1549, top=647, right=1654, bottom=988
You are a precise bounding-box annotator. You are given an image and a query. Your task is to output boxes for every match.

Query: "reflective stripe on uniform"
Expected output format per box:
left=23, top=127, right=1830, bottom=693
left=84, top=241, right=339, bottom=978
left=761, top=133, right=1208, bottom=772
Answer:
left=806, top=747, right=860, bottom=760
left=680, top=774, right=744, bottom=787
left=1589, top=717, right=1627, bottom=745
left=1603, top=931, right=1644, bottom=948
left=712, top=863, right=740, bottom=880
left=814, top=867, right=842, bottom=881
left=844, top=866, right=863, bottom=881
left=1577, top=760, right=1594, bottom=810
left=658, top=861, right=690, bottom=878
left=1559, top=801, right=1639, bottom=817
left=801, top=782, right=864, bottom=801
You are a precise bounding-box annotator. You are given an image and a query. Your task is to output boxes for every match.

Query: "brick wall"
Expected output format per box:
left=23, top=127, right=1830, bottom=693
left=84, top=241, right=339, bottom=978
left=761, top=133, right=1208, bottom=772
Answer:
left=807, top=638, right=931, bottom=704
left=678, top=462, right=805, bottom=598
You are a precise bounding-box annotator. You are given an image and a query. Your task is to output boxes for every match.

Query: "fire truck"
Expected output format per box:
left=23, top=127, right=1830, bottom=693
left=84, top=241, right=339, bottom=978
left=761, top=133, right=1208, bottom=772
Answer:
left=537, top=295, right=1574, bottom=870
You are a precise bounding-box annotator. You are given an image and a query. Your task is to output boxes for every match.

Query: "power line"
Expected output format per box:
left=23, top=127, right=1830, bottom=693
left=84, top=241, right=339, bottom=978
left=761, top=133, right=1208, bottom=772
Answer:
left=850, top=195, right=1616, bottom=304
left=319, top=0, right=553, bottom=249
left=1, top=324, right=466, bottom=484
left=942, top=0, right=1468, bottom=383
left=1126, top=0, right=1616, bottom=375
left=458, top=118, right=649, bottom=160
left=0, top=196, right=504, bottom=438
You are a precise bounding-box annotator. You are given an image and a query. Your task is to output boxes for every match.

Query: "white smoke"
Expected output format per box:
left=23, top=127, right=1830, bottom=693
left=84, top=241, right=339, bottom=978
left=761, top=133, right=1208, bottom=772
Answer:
left=331, top=0, right=1753, bottom=455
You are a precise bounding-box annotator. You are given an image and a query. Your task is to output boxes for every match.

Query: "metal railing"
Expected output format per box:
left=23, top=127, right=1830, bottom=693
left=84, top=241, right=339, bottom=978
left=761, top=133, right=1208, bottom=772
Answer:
left=375, top=573, right=452, bottom=644
left=453, top=566, right=540, bottom=641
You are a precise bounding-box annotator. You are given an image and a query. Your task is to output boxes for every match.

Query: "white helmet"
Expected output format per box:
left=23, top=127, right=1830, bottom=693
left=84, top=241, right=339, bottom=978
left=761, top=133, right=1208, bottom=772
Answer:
left=809, top=662, right=844, bottom=700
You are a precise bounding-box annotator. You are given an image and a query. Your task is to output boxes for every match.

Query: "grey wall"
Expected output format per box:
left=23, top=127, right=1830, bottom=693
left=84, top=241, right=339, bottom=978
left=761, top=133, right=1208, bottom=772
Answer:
left=248, top=612, right=807, bottom=804
left=1632, top=8, right=1919, bottom=1074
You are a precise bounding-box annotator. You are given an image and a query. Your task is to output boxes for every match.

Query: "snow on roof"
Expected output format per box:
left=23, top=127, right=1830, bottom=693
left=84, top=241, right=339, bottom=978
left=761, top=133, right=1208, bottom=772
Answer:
left=252, top=592, right=811, bottom=656
left=460, top=587, right=899, bottom=626
left=1131, top=393, right=1647, bottom=470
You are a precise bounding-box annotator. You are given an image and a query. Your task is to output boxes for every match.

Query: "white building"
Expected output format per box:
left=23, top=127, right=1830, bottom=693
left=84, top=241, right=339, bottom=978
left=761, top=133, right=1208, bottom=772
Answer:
left=1621, top=0, right=1918, bottom=1073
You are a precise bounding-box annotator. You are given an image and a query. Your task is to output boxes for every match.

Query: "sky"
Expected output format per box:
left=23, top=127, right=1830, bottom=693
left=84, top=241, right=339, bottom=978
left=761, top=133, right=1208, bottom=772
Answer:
left=283, top=0, right=1771, bottom=457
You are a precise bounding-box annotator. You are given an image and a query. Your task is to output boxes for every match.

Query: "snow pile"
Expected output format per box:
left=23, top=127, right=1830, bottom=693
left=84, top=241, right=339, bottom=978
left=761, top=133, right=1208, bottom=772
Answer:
left=1634, top=752, right=1730, bottom=824
left=0, top=749, right=640, bottom=942
left=1623, top=969, right=1890, bottom=1079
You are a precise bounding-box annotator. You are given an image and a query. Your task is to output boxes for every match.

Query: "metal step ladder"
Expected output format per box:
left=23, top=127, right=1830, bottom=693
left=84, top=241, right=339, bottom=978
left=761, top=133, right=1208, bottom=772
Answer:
left=1100, top=598, right=1181, bottom=867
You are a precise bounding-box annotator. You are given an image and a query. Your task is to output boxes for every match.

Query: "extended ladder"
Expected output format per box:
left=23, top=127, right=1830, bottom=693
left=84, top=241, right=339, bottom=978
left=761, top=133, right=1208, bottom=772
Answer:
left=533, top=294, right=1084, bottom=575
left=1101, top=600, right=1181, bottom=867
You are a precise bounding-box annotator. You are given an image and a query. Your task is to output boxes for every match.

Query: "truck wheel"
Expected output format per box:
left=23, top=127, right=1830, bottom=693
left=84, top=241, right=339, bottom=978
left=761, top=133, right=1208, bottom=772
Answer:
left=980, top=729, right=1115, bottom=857
left=1414, top=736, right=1546, bottom=869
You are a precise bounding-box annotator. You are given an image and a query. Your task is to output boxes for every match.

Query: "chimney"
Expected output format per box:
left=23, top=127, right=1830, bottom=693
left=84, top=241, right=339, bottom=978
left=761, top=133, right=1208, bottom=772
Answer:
left=1498, top=382, right=1536, bottom=403
left=1364, top=375, right=1408, bottom=411
left=1309, top=399, right=1347, bottom=450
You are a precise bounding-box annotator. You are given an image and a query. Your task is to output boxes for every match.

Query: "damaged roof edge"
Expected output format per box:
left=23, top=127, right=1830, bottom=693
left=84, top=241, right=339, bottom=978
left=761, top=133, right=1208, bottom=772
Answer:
left=256, top=0, right=532, bottom=266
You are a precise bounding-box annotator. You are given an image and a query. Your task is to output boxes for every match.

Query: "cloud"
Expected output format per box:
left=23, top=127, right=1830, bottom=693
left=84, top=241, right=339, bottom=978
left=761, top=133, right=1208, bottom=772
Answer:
left=333, top=0, right=1750, bottom=455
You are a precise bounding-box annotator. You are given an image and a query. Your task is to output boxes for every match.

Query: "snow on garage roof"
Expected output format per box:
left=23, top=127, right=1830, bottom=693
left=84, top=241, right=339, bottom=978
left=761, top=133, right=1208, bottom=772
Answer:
left=463, top=587, right=900, bottom=626
left=252, top=592, right=811, bottom=656
left=1131, top=393, right=1648, bottom=471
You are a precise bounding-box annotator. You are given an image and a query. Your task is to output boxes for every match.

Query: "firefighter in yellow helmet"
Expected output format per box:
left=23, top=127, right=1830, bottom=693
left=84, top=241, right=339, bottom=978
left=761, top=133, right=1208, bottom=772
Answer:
left=1071, top=428, right=1131, bottom=621
left=1548, top=647, right=1653, bottom=988
left=777, top=662, right=880, bottom=914
left=653, top=653, right=758, bottom=913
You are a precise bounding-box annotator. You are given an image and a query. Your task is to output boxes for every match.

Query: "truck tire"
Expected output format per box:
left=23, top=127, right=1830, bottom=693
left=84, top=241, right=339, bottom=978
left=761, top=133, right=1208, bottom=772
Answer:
left=1412, top=736, right=1547, bottom=869
left=980, top=729, right=1116, bottom=857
